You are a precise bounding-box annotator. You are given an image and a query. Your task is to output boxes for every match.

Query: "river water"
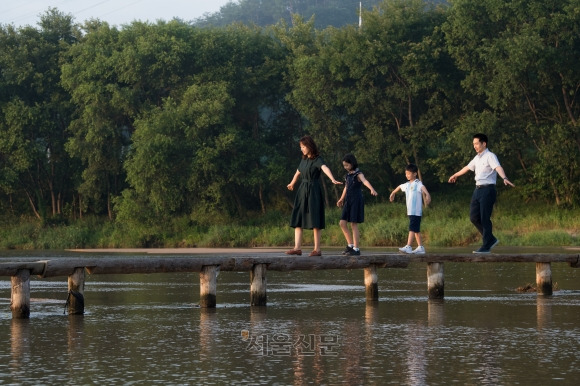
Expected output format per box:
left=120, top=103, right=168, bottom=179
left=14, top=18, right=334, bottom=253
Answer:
left=1, top=249, right=579, bottom=385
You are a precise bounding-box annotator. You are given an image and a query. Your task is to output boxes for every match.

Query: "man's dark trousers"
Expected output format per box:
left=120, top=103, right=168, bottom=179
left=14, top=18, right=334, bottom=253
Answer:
left=470, top=185, right=497, bottom=249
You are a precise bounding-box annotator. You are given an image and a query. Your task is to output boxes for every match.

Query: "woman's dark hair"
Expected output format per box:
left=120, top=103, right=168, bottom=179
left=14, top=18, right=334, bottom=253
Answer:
left=405, top=163, right=418, bottom=174
left=342, top=153, right=358, bottom=169
left=300, top=135, right=320, bottom=159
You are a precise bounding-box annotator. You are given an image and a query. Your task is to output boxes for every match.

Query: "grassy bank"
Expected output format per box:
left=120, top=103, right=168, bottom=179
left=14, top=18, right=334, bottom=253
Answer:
left=1, top=189, right=578, bottom=250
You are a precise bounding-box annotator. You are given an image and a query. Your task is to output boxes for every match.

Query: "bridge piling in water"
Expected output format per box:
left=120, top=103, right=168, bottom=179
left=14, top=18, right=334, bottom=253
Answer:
left=250, top=264, right=268, bottom=306
left=10, top=269, right=30, bottom=319
left=1, top=252, right=578, bottom=318
left=427, top=262, right=445, bottom=299
left=200, top=265, right=219, bottom=308
left=536, top=262, right=553, bottom=296
left=67, top=267, right=85, bottom=315
left=364, top=264, right=379, bottom=301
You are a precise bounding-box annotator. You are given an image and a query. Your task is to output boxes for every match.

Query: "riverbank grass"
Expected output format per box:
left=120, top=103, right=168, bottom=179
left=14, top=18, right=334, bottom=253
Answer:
left=0, top=190, right=578, bottom=249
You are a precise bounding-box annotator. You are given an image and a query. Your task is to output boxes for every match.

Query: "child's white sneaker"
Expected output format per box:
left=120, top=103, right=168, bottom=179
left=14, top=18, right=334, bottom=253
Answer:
left=398, top=245, right=413, bottom=254
left=412, top=246, right=426, bottom=254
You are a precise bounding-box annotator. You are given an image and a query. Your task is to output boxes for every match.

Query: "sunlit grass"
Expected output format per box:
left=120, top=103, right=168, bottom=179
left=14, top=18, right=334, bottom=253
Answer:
left=0, top=189, right=578, bottom=249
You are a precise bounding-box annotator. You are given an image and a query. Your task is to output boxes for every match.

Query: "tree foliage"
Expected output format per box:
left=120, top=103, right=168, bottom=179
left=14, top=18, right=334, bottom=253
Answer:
left=1, top=0, right=579, bottom=232
left=277, top=0, right=458, bottom=189
left=62, top=20, right=294, bottom=225
left=0, top=9, right=80, bottom=219
left=443, top=0, right=580, bottom=204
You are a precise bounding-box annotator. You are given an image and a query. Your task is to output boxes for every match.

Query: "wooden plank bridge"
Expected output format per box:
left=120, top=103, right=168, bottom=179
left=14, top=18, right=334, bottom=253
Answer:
left=1, top=252, right=579, bottom=319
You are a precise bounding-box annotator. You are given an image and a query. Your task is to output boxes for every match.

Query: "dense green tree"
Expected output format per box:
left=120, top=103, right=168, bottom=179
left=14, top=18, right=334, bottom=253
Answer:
left=62, top=20, right=203, bottom=218
left=277, top=0, right=457, bottom=194
left=62, top=21, right=128, bottom=219
left=443, top=0, right=580, bottom=204
left=0, top=9, right=80, bottom=219
left=2, top=0, right=580, bottom=235
left=107, top=23, right=293, bottom=226
left=118, top=82, right=233, bottom=222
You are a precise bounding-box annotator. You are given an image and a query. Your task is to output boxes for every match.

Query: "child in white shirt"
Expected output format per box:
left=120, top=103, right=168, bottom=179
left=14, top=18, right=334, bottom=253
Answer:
left=389, top=164, right=431, bottom=254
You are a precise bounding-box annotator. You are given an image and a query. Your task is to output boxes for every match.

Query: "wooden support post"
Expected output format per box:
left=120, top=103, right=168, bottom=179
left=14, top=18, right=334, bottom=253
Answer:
left=11, top=269, right=31, bottom=319
left=536, top=262, right=552, bottom=296
left=364, top=264, right=379, bottom=301
left=67, top=267, right=85, bottom=315
left=427, top=262, right=444, bottom=299
left=250, top=264, right=267, bottom=306
left=200, top=265, right=219, bottom=308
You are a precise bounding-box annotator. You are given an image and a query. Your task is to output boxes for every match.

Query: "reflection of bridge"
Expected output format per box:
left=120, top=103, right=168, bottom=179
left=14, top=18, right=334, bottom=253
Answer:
left=2, top=252, right=579, bottom=318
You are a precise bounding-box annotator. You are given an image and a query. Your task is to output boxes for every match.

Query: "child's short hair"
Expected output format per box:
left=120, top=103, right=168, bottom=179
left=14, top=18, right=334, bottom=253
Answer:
left=405, top=163, right=418, bottom=174
left=342, top=153, right=358, bottom=169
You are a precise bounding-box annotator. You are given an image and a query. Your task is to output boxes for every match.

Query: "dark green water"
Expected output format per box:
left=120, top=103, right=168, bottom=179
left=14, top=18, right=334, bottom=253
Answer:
left=1, top=250, right=579, bottom=385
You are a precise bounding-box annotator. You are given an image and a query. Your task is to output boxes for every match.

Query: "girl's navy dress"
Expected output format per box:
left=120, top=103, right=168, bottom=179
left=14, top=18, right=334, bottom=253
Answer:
left=341, top=169, right=364, bottom=223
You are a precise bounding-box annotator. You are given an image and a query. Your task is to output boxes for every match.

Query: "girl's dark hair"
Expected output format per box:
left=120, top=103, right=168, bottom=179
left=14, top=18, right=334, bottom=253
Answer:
left=300, top=135, right=320, bottom=159
left=342, top=153, right=358, bottom=169
left=405, top=163, right=418, bottom=174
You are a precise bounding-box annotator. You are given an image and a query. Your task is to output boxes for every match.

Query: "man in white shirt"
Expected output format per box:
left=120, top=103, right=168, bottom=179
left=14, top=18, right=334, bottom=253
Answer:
left=448, top=134, right=515, bottom=253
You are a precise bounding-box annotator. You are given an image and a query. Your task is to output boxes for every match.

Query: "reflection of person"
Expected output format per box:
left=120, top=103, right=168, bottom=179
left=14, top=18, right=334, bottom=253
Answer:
left=448, top=133, right=515, bottom=253
left=390, top=164, right=431, bottom=254
left=336, top=153, right=378, bottom=256
left=286, top=135, right=342, bottom=257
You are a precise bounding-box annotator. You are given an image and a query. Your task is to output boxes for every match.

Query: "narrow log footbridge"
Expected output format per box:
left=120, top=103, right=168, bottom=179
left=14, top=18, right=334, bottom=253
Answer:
left=1, top=252, right=579, bottom=319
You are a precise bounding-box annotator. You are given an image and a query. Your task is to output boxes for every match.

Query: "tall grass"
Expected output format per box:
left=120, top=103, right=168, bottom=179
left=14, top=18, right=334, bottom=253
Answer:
left=0, top=216, right=114, bottom=249
left=0, top=190, right=578, bottom=249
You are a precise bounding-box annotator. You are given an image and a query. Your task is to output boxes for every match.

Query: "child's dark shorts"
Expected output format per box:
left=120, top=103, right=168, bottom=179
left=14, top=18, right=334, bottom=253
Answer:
left=408, top=215, right=422, bottom=233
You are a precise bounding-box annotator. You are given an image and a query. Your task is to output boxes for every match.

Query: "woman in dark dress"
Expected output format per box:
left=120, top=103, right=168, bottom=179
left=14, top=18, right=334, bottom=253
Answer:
left=286, top=136, right=342, bottom=256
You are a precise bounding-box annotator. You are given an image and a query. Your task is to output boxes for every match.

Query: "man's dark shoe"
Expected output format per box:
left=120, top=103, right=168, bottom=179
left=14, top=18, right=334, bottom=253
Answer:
left=347, top=249, right=360, bottom=256
left=489, top=238, right=500, bottom=250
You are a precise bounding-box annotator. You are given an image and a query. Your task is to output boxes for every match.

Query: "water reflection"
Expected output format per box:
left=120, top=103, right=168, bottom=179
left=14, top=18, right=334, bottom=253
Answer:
left=10, top=319, right=30, bottom=378
left=404, top=321, right=427, bottom=386
left=428, top=299, right=445, bottom=326
left=365, top=300, right=379, bottom=324
left=536, top=296, right=552, bottom=329
left=67, top=315, right=84, bottom=380
left=67, top=315, right=84, bottom=351
left=1, top=262, right=580, bottom=384
left=340, top=320, right=364, bottom=384
left=199, top=308, right=217, bottom=361
left=250, top=305, right=267, bottom=324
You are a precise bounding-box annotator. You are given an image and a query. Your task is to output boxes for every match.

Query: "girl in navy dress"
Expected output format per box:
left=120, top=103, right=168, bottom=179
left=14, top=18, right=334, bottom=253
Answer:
left=336, top=153, right=378, bottom=255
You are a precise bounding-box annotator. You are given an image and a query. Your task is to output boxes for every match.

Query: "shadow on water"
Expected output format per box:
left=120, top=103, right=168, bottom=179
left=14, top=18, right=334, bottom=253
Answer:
left=1, top=248, right=579, bottom=384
